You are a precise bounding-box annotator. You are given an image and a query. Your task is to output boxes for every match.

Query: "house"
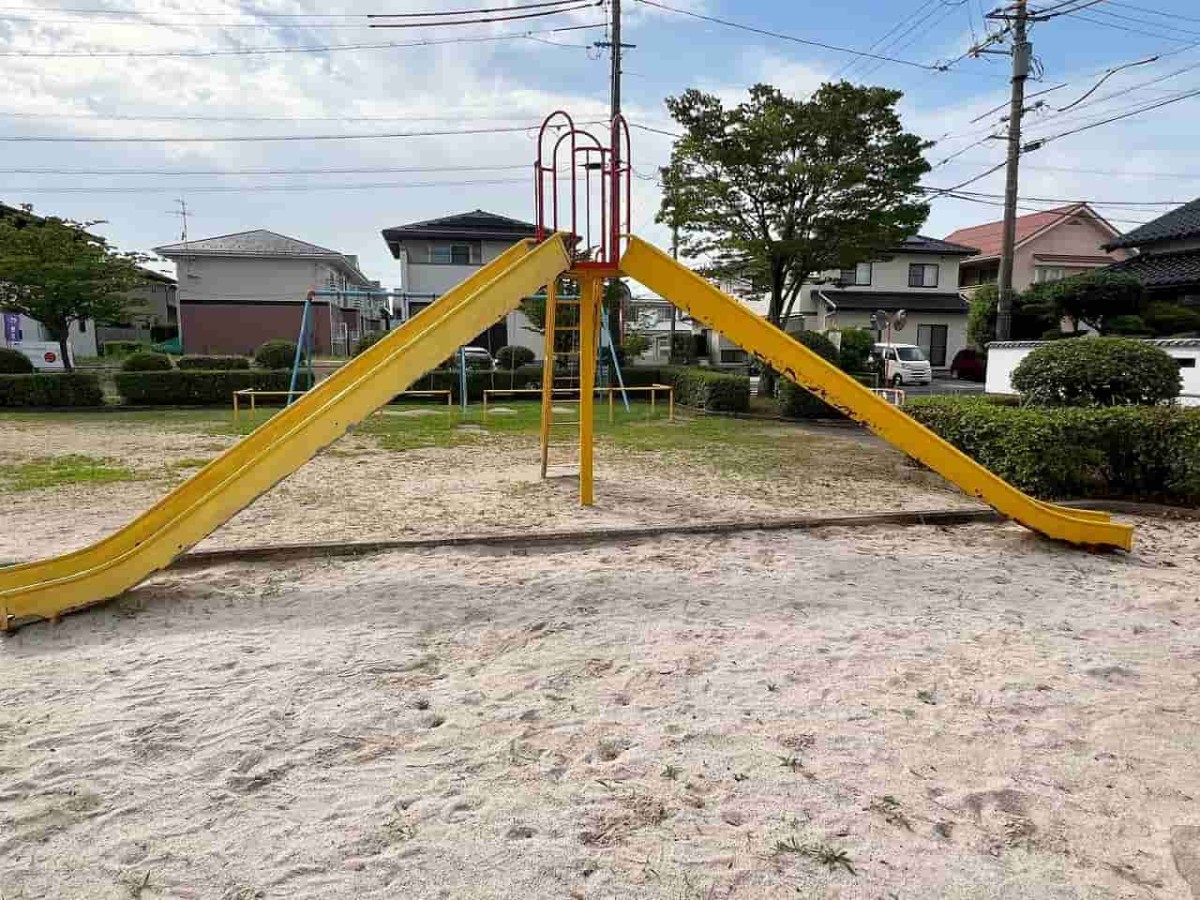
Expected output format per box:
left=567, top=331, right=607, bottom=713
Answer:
left=381, top=210, right=545, bottom=358
left=627, top=296, right=695, bottom=363
left=1103, top=196, right=1200, bottom=309
left=94, top=268, right=178, bottom=351
left=154, top=230, right=381, bottom=356
left=790, top=235, right=979, bottom=369
left=946, top=203, right=1131, bottom=295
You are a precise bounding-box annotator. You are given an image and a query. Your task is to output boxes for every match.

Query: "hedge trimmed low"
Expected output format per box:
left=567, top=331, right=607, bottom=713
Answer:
left=0, top=372, right=104, bottom=407
left=254, top=339, right=298, bottom=370
left=115, top=369, right=292, bottom=405
left=496, top=345, right=535, bottom=369
left=407, top=366, right=543, bottom=402
left=176, top=355, right=250, bottom=371
left=661, top=366, right=750, bottom=412
left=101, top=340, right=145, bottom=358
left=121, top=351, right=173, bottom=372
left=1011, top=337, right=1181, bottom=406
left=779, top=331, right=841, bottom=419
left=0, top=346, right=34, bottom=374
left=907, top=395, right=1200, bottom=504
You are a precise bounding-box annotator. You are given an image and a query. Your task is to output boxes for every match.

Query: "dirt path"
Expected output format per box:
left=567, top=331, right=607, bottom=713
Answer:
left=2, top=518, right=1198, bottom=898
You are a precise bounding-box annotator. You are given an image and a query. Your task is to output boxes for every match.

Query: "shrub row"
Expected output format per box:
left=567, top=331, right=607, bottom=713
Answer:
left=176, top=355, right=250, bottom=370
left=115, top=369, right=294, bottom=406
left=660, top=366, right=750, bottom=412
left=101, top=340, right=144, bottom=358
left=0, top=372, right=104, bottom=407
left=407, top=366, right=544, bottom=403
left=907, top=395, right=1200, bottom=504
left=0, top=346, right=34, bottom=374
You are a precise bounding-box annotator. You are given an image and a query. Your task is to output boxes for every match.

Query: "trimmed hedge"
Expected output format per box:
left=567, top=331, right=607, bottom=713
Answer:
left=121, top=351, right=173, bottom=372
left=101, top=340, right=145, bottom=358
left=0, top=372, right=104, bottom=407
left=660, top=366, right=750, bottom=412
left=907, top=395, right=1200, bottom=504
left=177, top=355, right=250, bottom=371
left=255, top=339, right=298, bottom=370
left=496, top=345, right=535, bottom=369
left=354, top=332, right=386, bottom=356
left=1011, top=337, right=1181, bottom=406
left=779, top=331, right=841, bottom=419
left=115, top=369, right=293, bottom=405
left=0, top=346, right=34, bottom=374
left=407, top=366, right=543, bottom=403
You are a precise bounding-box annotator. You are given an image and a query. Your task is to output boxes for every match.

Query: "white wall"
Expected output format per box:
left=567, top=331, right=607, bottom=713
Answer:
left=8, top=314, right=96, bottom=358
left=986, top=339, right=1200, bottom=406
left=173, top=256, right=363, bottom=304
left=399, top=239, right=514, bottom=296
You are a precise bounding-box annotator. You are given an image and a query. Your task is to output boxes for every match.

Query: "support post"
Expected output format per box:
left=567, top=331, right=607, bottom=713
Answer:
left=458, top=346, right=467, bottom=413
left=996, top=0, right=1030, bottom=342
left=579, top=275, right=601, bottom=506
left=539, top=281, right=559, bottom=478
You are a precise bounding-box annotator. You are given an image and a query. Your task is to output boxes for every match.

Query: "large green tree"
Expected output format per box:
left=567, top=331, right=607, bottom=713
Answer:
left=1021, top=269, right=1144, bottom=335
left=658, top=82, right=931, bottom=395
left=0, top=206, right=146, bottom=370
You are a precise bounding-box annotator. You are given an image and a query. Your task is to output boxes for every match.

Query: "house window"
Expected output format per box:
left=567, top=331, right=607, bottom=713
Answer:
left=917, top=323, right=948, bottom=367
left=908, top=263, right=939, bottom=288
left=840, top=262, right=872, bottom=286
left=431, top=243, right=473, bottom=265
left=78, top=319, right=87, bottom=333
left=1035, top=265, right=1067, bottom=283
left=1175, top=357, right=1197, bottom=369
left=721, top=348, right=748, bottom=364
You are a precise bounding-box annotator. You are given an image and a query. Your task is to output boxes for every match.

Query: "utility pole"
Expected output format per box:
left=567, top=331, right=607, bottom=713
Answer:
left=995, top=0, right=1030, bottom=341
left=610, top=0, right=621, bottom=123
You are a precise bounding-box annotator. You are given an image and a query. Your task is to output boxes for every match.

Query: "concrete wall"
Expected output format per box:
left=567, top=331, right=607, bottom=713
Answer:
left=8, top=314, right=96, bottom=358
left=181, top=301, right=333, bottom=356
left=397, top=239, right=514, bottom=296
left=986, top=339, right=1200, bottom=406
left=175, top=256, right=357, bottom=306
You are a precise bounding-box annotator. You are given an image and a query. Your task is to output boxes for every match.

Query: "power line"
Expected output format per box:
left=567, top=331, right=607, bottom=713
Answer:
left=1105, top=0, right=1200, bottom=25
left=933, top=190, right=1151, bottom=226
left=369, top=2, right=600, bottom=29
left=0, top=121, right=602, bottom=143
left=368, top=0, right=587, bottom=18
left=0, top=163, right=533, bottom=175
left=1061, top=9, right=1200, bottom=42
left=0, top=177, right=532, bottom=194
left=831, top=0, right=937, bottom=79
left=945, top=159, right=1200, bottom=180
left=0, top=110, right=571, bottom=123
left=921, top=186, right=1186, bottom=205
left=630, top=0, right=948, bottom=71
left=1035, top=85, right=1200, bottom=144
left=0, top=21, right=604, bottom=57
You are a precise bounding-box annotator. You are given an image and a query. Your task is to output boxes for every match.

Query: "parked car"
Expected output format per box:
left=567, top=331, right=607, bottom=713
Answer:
left=872, top=342, right=932, bottom=387
left=442, top=347, right=496, bottom=371
left=949, top=347, right=986, bottom=382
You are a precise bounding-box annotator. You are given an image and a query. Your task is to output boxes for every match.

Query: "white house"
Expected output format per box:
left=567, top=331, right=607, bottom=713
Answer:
left=381, top=210, right=545, bottom=359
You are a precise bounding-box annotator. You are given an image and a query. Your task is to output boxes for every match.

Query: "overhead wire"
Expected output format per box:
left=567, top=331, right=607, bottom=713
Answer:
left=368, top=2, right=600, bottom=29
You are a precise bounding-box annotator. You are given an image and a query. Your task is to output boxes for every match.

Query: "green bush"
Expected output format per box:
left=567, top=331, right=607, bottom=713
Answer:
left=0, top=372, right=103, bottom=407
left=907, top=395, right=1200, bottom=504
left=496, top=345, right=535, bottom=369
left=1144, top=301, right=1200, bottom=336
left=1011, top=337, right=1181, bottom=406
left=407, top=365, right=543, bottom=403
left=661, top=366, right=750, bottom=412
left=354, top=332, right=386, bottom=357
left=101, top=340, right=144, bottom=358
left=176, top=355, right=249, bottom=371
left=0, top=347, right=34, bottom=374
left=121, top=351, right=172, bottom=372
left=115, top=369, right=292, bottom=405
left=836, top=327, right=875, bottom=373
left=779, top=330, right=842, bottom=419
left=254, top=339, right=298, bottom=369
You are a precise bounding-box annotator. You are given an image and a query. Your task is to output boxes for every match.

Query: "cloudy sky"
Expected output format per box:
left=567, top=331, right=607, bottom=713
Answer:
left=1, top=0, right=1197, bottom=288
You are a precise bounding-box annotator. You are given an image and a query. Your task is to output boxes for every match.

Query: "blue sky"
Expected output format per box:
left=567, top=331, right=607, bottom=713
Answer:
left=1, top=0, right=1197, bottom=288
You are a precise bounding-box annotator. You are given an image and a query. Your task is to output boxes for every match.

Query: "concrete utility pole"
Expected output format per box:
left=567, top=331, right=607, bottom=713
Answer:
left=610, top=0, right=621, bottom=124
left=996, top=0, right=1031, bottom=341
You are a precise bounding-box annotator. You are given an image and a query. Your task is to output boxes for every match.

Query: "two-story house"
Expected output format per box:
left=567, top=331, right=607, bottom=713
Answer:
left=381, top=210, right=545, bottom=359
left=945, top=202, right=1129, bottom=295
left=790, top=235, right=979, bottom=369
left=1103, top=196, right=1200, bottom=309
left=155, top=230, right=381, bottom=356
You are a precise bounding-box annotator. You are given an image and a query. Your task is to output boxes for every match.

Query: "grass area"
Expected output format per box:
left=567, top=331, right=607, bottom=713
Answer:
left=0, top=454, right=141, bottom=492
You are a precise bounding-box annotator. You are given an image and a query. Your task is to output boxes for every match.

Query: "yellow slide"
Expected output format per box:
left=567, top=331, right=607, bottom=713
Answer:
left=619, top=237, right=1134, bottom=552
left=0, top=235, right=572, bottom=628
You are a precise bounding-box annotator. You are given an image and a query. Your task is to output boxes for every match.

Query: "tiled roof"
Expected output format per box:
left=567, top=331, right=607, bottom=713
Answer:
left=1105, top=197, right=1200, bottom=250
left=818, top=290, right=968, bottom=313
left=155, top=229, right=344, bottom=258
left=892, top=234, right=978, bottom=255
left=990, top=337, right=1200, bottom=349
left=1108, top=247, right=1200, bottom=288
left=944, top=203, right=1116, bottom=259
left=382, top=209, right=537, bottom=251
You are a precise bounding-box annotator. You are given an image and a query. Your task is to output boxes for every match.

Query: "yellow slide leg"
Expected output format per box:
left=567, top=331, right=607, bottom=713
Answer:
left=618, top=236, right=1133, bottom=552
left=1, top=235, right=572, bottom=627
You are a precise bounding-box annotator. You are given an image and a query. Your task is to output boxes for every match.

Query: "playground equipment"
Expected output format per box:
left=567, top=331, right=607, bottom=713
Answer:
left=0, top=111, right=1133, bottom=629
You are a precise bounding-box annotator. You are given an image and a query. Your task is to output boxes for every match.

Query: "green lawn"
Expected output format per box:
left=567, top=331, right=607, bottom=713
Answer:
left=0, top=454, right=141, bottom=492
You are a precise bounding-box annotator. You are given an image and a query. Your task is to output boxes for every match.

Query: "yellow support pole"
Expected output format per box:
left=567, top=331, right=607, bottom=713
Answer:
left=539, top=280, right=558, bottom=478
left=578, top=274, right=602, bottom=506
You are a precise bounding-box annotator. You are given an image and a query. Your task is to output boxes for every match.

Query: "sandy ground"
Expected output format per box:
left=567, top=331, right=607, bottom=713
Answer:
left=0, top=415, right=974, bottom=561
left=2, top=518, right=1199, bottom=899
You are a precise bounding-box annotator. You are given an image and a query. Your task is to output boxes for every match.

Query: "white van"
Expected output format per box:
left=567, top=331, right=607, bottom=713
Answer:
left=873, top=343, right=932, bottom=387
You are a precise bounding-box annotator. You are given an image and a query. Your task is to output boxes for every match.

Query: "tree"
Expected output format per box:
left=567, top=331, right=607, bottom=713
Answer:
left=658, top=82, right=931, bottom=395
left=0, top=207, right=146, bottom=370
left=1022, top=270, right=1143, bottom=335
left=966, top=282, right=1057, bottom=348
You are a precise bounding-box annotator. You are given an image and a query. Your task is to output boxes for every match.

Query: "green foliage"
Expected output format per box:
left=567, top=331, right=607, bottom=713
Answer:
left=0, top=372, right=103, bottom=407
left=660, top=366, right=750, bottom=412
left=0, top=346, right=34, bottom=374
left=0, top=454, right=138, bottom=491
left=1105, top=314, right=1151, bottom=335
left=519, top=294, right=548, bottom=333
left=354, top=331, right=386, bottom=357
left=659, top=82, right=930, bottom=342
left=1144, top=301, right=1200, bottom=336
left=908, top=395, right=1200, bottom=504
left=114, top=369, right=293, bottom=405
left=618, top=332, right=650, bottom=363
left=496, top=345, right=536, bottom=369
left=176, top=355, right=250, bottom=370
left=254, top=339, right=298, bottom=370
left=966, top=282, right=1056, bottom=347
left=1011, top=337, right=1181, bottom=406
left=672, top=332, right=699, bottom=365
left=101, top=340, right=145, bottom=358
left=1023, top=269, right=1143, bottom=334
left=407, top=365, right=543, bottom=402
left=120, top=350, right=172, bottom=372
left=0, top=206, right=148, bottom=371
left=779, top=330, right=842, bottom=419
left=836, top=327, right=875, bottom=373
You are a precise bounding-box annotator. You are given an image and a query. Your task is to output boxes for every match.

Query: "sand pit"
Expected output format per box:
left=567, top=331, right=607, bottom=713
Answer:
left=2, top=518, right=1200, bottom=898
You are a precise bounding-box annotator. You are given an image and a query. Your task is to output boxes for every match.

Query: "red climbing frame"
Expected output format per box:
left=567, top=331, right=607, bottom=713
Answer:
left=534, top=111, right=631, bottom=270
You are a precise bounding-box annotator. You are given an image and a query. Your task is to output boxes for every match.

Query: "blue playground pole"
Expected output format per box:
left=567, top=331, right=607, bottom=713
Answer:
left=459, top=347, right=468, bottom=413
left=288, top=294, right=313, bottom=405
left=600, top=306, right=630, bottom=412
